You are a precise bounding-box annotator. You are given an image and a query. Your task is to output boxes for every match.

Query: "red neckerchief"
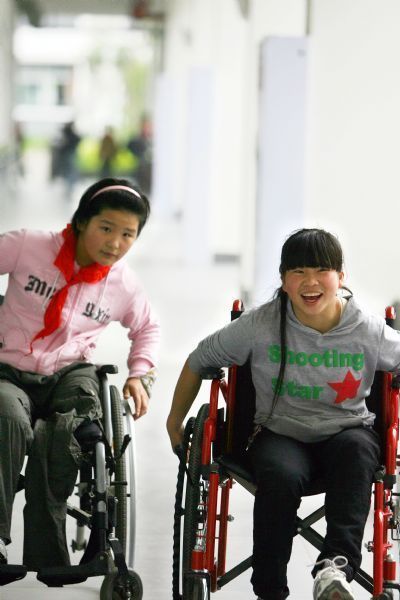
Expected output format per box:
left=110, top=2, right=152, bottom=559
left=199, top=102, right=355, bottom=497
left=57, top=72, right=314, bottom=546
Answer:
left=31, top=224, right=111, bottom=345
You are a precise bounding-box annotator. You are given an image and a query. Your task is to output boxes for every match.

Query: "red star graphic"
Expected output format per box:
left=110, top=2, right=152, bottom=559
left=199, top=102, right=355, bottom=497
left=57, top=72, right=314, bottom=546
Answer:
left=327, top=370, right=362, bottom=404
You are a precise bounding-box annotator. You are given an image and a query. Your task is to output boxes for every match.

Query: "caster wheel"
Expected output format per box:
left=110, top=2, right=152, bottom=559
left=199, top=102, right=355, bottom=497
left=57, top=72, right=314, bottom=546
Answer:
left=100, top=569, right=143, bottom=600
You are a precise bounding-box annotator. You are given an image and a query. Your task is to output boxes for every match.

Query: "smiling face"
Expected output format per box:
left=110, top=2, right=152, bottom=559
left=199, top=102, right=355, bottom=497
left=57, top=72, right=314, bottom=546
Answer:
left=282, top=267, right=344, bottom=333
left=76, top=208, right=140, bottom=267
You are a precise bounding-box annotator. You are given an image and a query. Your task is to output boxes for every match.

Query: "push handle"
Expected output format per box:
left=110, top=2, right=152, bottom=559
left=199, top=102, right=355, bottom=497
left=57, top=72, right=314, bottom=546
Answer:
left=231, top=299, right=244, bottom=321
left=385, top=306, right=396, bottom=328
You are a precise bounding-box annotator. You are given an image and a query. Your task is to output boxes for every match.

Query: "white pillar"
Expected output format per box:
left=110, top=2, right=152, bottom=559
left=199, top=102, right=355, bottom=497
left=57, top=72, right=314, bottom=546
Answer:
left=182, top=67, right=215, bottom=264
left=253, top=36, right=309, bottom=304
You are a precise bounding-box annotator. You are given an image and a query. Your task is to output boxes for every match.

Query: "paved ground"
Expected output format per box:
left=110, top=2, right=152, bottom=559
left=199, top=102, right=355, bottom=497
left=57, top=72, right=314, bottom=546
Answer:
left=0, top=151, right=377, bottom=598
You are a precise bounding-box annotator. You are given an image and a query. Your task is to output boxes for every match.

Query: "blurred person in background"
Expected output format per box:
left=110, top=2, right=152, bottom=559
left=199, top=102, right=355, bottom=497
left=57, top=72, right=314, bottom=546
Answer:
left=51, top=122, right=81, bottom=198
left=99, top=126, right=118, bottom=178
left=127, top=115, right=153, bottom=196
left=14, top=122, right=25, bottom=177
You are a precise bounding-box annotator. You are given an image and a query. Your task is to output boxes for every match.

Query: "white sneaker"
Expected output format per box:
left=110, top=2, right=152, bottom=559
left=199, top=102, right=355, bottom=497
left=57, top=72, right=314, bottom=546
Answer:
left=312, top=556, right=354, bottom=600
left=0, top=538, right=7, bottom=564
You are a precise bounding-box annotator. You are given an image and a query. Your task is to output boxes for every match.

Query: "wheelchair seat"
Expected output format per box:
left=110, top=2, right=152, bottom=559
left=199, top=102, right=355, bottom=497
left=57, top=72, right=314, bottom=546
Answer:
left=217, top=452, right=328, bottom=499
left=216, top=367, right=388, bottom=499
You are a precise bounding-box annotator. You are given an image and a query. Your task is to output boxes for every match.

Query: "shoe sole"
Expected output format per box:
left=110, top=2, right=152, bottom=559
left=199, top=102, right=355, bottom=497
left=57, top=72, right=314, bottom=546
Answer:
left=316, top=581, right=354, bottom=600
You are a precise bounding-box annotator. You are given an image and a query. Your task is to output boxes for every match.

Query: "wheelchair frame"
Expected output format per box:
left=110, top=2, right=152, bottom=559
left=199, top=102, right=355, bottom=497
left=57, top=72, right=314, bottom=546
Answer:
left=0, top=349, right=141, bottom=599
left=173, top=300, right=400, bottom=600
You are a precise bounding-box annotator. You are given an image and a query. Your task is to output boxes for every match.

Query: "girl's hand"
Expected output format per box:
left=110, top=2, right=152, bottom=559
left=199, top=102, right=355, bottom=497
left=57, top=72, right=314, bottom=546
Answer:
left=123, top=377, right=149, bottom=420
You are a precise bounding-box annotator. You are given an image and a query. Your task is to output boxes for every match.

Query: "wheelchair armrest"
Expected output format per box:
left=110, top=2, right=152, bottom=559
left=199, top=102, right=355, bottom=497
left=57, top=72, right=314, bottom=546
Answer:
left=96, top=364, right=118, bottom=375
left=199, top=367, right=225, bottom=380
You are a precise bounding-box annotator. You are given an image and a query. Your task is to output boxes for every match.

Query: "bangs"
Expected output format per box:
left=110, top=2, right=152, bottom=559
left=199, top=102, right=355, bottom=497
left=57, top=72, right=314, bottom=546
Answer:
left=280, top=229, right=343, bottom=273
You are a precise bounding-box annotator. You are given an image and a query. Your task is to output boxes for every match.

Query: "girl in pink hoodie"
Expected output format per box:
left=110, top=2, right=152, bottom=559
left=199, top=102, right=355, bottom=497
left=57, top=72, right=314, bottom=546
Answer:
left=0, top=177, right=160, bottom=572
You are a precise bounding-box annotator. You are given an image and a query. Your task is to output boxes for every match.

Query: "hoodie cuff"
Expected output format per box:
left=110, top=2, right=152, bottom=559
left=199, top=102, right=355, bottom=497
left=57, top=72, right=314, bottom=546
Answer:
left=139, top=368, right=157, bottom=398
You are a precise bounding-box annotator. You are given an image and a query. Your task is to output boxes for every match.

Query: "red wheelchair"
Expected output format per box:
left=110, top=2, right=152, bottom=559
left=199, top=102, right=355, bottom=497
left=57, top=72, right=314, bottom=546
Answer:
left=172, top=300, right=400, bottom=599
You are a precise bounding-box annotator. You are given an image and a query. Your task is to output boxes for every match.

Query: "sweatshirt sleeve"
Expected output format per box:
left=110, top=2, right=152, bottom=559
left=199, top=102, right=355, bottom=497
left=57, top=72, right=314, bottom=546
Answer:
left=0, top=230, right=26, bottom=274
left=120, top=283, right=160, bottom=379
left=376, top=322, right=400, bottom=373
left=188, top=310, right=254, bottom=373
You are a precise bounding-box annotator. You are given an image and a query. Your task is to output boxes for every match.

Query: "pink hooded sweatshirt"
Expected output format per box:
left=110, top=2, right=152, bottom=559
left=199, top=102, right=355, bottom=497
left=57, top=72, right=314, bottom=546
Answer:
left=0, top=229, right=160, bottom=377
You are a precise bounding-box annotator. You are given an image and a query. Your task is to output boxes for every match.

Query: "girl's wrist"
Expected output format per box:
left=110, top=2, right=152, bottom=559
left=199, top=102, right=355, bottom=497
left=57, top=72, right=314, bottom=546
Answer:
left=167, top=413, right=183, bottom=430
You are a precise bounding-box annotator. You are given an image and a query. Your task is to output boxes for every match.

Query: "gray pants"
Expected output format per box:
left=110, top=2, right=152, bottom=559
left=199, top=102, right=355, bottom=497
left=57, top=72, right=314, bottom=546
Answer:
left=0, top=362, right=102, bottom=570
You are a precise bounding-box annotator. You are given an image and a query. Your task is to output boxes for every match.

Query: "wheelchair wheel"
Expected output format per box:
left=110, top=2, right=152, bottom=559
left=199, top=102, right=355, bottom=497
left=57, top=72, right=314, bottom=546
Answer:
left=100, top=568, right=143, bottom=600
left=182, top=404, right=210, bottom=599
left=182, top=404, right=209, bottom=565
left=110, top=385, right=127, bottom=555
left=173, top=415, right=195, bottom=599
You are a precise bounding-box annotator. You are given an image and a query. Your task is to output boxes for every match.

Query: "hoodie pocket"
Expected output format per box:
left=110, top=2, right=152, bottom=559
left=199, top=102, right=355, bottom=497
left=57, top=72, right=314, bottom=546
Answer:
left=55, top=340, right=90, bottom=371
left=0, top=327, right=29, bottom=352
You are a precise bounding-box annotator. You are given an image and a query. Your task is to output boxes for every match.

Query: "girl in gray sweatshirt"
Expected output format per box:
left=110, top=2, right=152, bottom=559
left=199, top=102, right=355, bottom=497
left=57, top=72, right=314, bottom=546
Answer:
left=167, top=228, right=400, bottom=600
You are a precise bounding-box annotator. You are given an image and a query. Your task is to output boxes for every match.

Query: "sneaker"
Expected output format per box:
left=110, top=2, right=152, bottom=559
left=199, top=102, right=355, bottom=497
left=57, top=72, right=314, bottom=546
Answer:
left=313, top=556, right=354, bottom=600
left=0, top=538, right=7, bottom=564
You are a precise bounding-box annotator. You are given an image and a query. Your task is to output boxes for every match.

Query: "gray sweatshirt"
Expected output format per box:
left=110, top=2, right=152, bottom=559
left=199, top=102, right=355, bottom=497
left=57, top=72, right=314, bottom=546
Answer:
left=188, top=296, right=400, bottom=442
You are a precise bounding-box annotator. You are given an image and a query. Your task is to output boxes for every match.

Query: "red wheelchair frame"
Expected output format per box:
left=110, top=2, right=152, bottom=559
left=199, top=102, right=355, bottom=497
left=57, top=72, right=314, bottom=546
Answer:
left=172, top=300, right=400, bottom=600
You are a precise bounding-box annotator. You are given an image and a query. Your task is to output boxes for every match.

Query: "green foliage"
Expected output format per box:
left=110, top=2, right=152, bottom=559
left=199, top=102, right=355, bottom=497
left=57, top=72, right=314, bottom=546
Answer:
left=76, top=138, right=138, bottom=175
left=23, top=137, right=49, bottom=150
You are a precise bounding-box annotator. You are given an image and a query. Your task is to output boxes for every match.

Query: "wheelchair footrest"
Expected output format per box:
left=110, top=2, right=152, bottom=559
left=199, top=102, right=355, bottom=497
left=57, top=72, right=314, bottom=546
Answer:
left=0, top=564, right=27, bottom=586
left=37, top=552, right=110, bottom=586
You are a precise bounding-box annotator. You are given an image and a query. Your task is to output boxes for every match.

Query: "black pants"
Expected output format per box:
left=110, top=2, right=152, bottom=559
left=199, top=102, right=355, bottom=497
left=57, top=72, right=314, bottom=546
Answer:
left=247, top=426, right=380, bottom=598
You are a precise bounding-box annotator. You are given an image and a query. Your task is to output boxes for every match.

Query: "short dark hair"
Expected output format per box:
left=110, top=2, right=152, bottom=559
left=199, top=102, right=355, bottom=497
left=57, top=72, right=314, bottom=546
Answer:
left=71, top=177, right=150, bottom=236
left=279, top=228, right=343, bottom=275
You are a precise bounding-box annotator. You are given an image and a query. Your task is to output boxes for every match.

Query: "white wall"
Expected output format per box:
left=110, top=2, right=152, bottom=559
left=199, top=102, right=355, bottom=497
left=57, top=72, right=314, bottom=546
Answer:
left=152, top=0, right=248, bottom=259
left=154, top=0, right=400, bottom=313
left=254, top=36, right=309, bottom=303
left=153, top=0, right=306, bottom=273
left=240, top=0, right=307, bottom=299
left=308, top=0, right=400, bottom=312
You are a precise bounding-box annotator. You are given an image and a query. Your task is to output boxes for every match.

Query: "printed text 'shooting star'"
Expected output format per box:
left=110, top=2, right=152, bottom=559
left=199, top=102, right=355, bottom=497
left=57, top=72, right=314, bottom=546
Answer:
left=327, top=370, right=362, bottom=404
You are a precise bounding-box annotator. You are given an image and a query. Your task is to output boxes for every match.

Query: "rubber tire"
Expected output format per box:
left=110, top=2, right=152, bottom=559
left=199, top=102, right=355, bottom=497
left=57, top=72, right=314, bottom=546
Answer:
left=182, top=403, right=210, bottom=599
left=110, top=385, right=127, bottom=556
left=100, top=568, right=143, bottom=600
left=172, top=416, right=195, bottom=600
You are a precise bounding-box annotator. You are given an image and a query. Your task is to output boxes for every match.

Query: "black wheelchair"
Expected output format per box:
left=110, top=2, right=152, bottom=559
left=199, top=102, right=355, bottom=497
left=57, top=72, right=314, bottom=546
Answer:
left=173, top=300, right=400, bottom=600
left=0, top=298, right=142, bottom=599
